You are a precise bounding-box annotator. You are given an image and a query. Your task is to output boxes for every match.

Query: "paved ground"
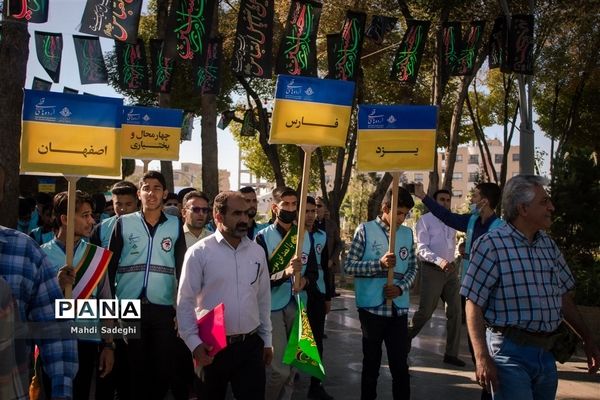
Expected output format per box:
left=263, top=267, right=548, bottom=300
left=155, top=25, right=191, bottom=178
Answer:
left=288, top=289, right=600, bottom=400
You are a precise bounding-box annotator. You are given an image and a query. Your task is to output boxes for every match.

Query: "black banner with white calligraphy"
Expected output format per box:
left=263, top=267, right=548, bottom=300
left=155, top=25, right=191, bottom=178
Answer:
left=390, top=20, right=430, bottom=84
left=365, top=15, right=397, bottom=45
left=79, top=0, right=143, bottom=43
left=442, top=22, right=461, bottom=78
left=507, top=14, right=534, bottom=75
left=115, top=39, right=149, bottom=90
left=165, top=0, right=217, bottom=61
left=150, top=39, right=175, bottom=93
left=73, top=35, right=108, bottom=84
left=8, top=0, right=49, bottom=23
left=32, top=77, right=51, bottom=91
left=454, top=21, right=486, bottom=76
left=231, top=0, right=274, bottom=79
left=35, top=31, right=63, bottom=83
left=329, top=11, right=367, bottom=81
left=195, top=37, right=221, bottom=95
left=488, top=16, right=508, bottom=71
left=275, top=0, right=322, bottom=77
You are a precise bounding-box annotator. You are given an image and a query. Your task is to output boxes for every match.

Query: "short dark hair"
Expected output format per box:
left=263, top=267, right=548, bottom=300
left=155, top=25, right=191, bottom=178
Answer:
left=91, top=193, right=106, bottom=214
left=272, top=186, right=297, bottom=203
left=239, top=186, right=256, bottom=194
left=177, top=187, right=196, bottom=204
left=140, top=171, right=167, bottom=190
left=433, top=189, right=451, bottom=201
left=111, top=181, right=137, bottom=197
left=383, top=187, right=414, bottom=210
left=306, top=196, right=316, bottom=206
left=182, top=190, right=210, bottom=205
left=213, top=191, right=243, bottom=215
left=476, top=182, right=501, bottom=209
left=53, top=191, right=94, bottom=226
left=34, top=192, right=53, bottom=206
left=165, top=193, right=178, bottom=202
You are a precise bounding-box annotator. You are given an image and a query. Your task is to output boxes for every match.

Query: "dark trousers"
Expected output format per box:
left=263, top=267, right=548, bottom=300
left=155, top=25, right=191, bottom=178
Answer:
left=42, top=340, right=114, bottom=400
left=194, top=333, right=266, bottom=400
left=126, top=304, right=177, bottom=400
left=306, top=290, right=326, bottom=388
left=358, top=310, right=410, bottom=400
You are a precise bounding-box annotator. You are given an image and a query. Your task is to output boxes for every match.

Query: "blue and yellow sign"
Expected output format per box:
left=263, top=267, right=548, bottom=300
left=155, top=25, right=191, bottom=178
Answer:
left=357, top=105, right=438, bottom=171
left=121, top=106, right=183, bottom=160
left=270, top=75, right=355, bottom=147
left=21, top=90, right=123, bottom=178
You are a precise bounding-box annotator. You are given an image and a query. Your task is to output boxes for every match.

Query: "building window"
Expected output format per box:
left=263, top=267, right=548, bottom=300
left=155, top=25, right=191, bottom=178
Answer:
left=468, top=154, right=479, bottom=164
left=452, top=190, right=463, bottom=198
left=456, top=154, right=463, bottom=162
left=495, top=154, right=503, bottom=164
left=414, top=173, right=424, bottom=182
left=468, top=172, right=479, bottom=182
left=512, top=153, right=520, bottom=161
left=452, top=172, right=463, bottom=180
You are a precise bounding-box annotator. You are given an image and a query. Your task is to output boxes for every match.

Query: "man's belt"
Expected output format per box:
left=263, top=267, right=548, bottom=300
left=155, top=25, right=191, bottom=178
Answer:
left=226, top=327, right=259, bottom=345
left=488, top=325, right=558, bottom=351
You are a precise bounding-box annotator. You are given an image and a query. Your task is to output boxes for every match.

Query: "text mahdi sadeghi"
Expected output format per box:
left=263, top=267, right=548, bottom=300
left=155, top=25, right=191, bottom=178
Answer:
left=55, top=299, right=141, bottom=336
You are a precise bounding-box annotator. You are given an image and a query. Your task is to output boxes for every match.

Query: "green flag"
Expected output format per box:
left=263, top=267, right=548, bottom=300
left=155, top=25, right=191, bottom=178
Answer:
left=283, top=295, right=325, bottom=380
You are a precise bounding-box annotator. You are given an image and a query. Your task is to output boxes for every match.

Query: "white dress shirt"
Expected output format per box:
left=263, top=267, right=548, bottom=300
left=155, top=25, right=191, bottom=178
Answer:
left=416, top=211, right=457, bottom=266
left=177, top=229, right=272, bottom=353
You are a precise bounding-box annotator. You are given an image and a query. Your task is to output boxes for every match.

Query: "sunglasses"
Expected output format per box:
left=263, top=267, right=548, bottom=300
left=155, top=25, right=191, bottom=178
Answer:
left=188, top=206, right=211, bottom=214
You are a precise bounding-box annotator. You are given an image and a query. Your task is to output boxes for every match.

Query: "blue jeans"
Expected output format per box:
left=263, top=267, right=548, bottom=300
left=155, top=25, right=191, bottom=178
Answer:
left=486, top=329, right=558, bottom=400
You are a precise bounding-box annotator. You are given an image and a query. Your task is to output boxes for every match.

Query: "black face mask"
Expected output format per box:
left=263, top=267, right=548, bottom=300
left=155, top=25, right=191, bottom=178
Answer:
left=277, top=209, right=297, bottom=224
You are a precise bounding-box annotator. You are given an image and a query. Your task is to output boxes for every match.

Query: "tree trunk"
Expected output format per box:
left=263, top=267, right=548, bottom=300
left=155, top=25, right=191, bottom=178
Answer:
left=200, top=96, right=219, bottom=198
left=157, top=0, right=174, bottom=192
left=0, top=20, right=29, bottom=228
left=367, top=172, right=392, bottom=220
left=441, top=77, right=470, bottom=190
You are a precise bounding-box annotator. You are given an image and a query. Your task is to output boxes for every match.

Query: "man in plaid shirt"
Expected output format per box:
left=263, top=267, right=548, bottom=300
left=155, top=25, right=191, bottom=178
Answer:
left=344, top=187, right=417, bottom=400
left=461, top=175, right=600, bottom=400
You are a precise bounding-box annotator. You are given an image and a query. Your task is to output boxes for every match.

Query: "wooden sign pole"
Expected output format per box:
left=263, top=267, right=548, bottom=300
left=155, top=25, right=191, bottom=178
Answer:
left=293, top=145, right=317, bottom=292
left=63, top=176, right=79, bottom=299
left=386, top=172, right=400, bottom=306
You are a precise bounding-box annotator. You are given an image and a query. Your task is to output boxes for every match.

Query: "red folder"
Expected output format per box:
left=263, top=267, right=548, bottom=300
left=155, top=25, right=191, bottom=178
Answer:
left=196, top=303, right=227, bottom=357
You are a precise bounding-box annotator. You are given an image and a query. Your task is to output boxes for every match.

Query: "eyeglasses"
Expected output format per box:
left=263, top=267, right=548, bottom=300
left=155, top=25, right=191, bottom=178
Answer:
left=316, top=204, right=323, bottom=208
left=188, top=206, right=211, bottom=214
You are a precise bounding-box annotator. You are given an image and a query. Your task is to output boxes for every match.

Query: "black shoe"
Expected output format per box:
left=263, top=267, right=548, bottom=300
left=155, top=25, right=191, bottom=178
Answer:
left=443, top=354, right=466, bottom=367
left=308, top=385, right=334, bottom=400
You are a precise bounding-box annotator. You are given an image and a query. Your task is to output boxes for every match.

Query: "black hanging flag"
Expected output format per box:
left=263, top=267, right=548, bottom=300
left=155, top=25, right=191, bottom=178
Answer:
left=79, top=0, right=143, bottom=43
left=488, top=16, right=508, bottom=70
left=73, top=35, right=108, bottom=84
left=329, top=11, right=367, bottom=81
left=35, top=31, right=63, bottom=83
left=32, top=77, right=52, bottom=91
left=115, top=38, right=149, bottom=90
left=390, top=20, right=430, bottom=84
left=454, top=21, right=486, bottom=76
left=149, top=39, right=176, bottom=94
left=231, top=0, right=274, bottom=79
left=365, top=15, right=397, bottom=45
left=217, top=110, right=236, bottom=130
left=275, top=0, right=322, bottom=77
left=240, top=109, right=257, bottom=137
left=442, top=22, right=461, bottom=78
left=195, top=37, right=221, bottom=95
left=507, top=14, right=534, bottom=75
left=63, top=87, right=79, bottom=94
left=326, top=33, right=340, bottom=79
left=8, top=0, right=49, bottom=23
left=165, top=0, right=217, bottom=61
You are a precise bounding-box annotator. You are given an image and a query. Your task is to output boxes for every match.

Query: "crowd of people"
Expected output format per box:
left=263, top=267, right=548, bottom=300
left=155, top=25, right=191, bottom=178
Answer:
left=1, top=172, right=598, bottom=400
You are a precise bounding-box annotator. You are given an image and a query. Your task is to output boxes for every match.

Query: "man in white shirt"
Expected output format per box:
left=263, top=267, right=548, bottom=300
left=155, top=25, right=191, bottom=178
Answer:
left=177, top=191, right=273, bottom=399
left=409, top=189, right=465, bottom=367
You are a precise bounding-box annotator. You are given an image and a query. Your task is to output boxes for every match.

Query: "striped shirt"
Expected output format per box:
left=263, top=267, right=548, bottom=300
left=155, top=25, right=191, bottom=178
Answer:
left=0, top=226, right=77, bottom=399
left=460, top=223, right=575, bottom=333
left=344, top=217, right=417, bottom=317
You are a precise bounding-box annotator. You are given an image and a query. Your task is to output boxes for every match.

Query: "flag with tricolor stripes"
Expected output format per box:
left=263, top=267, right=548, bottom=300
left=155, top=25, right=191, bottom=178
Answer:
left=73, top=243, right=112, bottom=299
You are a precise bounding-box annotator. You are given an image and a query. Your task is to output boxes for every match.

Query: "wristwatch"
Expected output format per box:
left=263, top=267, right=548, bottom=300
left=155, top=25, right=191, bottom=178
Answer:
left=101, top=341, right=116, bottom=351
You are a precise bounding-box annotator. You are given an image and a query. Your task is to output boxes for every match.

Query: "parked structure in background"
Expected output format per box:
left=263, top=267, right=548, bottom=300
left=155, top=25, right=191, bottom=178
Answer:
left=402, top=139, right=520, bottom=210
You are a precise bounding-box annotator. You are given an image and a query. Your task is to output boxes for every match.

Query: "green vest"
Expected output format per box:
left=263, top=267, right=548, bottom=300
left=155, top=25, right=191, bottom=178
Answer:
left=99, top=215, right=118, bottom=248
left=116, top=212, right=179, bottom=305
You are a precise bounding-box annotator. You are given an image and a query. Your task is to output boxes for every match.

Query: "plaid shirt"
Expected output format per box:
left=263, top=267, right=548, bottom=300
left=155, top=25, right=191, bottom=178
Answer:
left=0, top=226, right=77, bottom=399
left=460, top=223, right=575, bottom=333
left=344, top=217, right=417, bottom=317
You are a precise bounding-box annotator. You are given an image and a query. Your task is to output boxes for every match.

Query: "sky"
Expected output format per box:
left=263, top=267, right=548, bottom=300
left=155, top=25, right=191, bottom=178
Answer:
left=22, top=0, right=552, bottom=191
